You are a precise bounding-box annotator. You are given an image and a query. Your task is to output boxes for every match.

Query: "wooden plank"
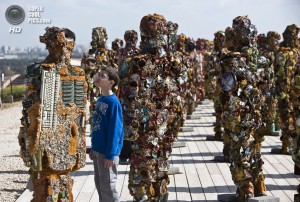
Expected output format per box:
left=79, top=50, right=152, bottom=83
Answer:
left=117, top=164, right=127, bottom=196
left=15, top=189, right=33, bottom=202
left=167, top=159, right=177, bottom=201
left=264, top=174, right=293, bottom=201
left=265, top=158, right=300, bottom=185
left=73, top=155, right=94, bottom=200
left=263, top=157, right=294, bottom=201
left=180, top=137, right=206, bottom=201
left=199, top=102, right=236, bottom=199
left=76, top=192, right=93, bottom=202
left=262, top=136, right=299, bottom=201
left=171, top=145, right=192, bottom=201
left=279, top=158, right=297, bottom=174
left=75, top=167, right=95, bottom=202
left=119, top=164, right=132, bottom=201
left=79, top=171, right=95, bottom=193
left=188, top=122, right=218, bottom=201
left=216, top=163, right=236, bottom=193
left=207, top=165, right=230, bottom=194
left=89, top=189, right=98, bottom=202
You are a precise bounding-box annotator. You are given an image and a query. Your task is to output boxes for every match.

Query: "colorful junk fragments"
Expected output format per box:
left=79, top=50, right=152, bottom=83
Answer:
left=18, top=27, right=87, bottom=202
left=17, top=13, right=300, bottom=202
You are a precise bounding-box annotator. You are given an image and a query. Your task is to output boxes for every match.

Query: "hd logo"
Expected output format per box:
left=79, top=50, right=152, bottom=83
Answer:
left=9, top=27, right=22, bottom=34
left=5, top=5, right=25, bottom=34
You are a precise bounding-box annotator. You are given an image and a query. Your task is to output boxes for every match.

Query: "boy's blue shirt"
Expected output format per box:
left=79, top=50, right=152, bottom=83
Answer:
left=91, top=94, right=124, bottom=160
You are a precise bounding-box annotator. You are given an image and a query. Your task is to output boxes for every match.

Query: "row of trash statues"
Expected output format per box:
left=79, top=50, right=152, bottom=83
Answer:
left=205, top=17, right=300, bottom=201
left=18, top=13, right=299, bottom=202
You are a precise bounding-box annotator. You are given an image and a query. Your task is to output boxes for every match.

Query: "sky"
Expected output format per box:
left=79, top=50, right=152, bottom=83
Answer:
left=1, top=0, right=300, bottom=50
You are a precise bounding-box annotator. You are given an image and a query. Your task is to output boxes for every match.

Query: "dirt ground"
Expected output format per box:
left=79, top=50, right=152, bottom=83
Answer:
left=0, top=102, right=30, bottom=202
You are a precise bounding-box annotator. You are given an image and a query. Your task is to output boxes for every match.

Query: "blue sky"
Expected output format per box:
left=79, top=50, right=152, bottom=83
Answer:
left=1, top=0, right=300, bottom=49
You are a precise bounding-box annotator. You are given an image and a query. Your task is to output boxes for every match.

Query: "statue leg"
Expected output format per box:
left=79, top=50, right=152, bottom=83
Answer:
left=252, top=130, right=267, bottom=197
left=280, top=129, right=292, bottom=154
left=223, top=129, right=231, bottom=162
left=32, top=172, right=73, bottom=202
left=214, top=99, right=223, bottom=141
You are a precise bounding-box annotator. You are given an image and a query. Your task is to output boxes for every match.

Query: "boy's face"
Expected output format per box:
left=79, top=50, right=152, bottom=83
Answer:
left=93, top=71, right=114, bottom=89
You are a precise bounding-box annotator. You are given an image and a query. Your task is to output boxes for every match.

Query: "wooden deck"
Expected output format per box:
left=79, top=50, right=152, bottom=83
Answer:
left=16, top=100, right=300, bottom=201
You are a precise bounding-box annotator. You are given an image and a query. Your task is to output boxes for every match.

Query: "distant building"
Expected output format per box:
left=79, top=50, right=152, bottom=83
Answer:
left=3, top=55, right=18, bottom=59
left=0, top=44, right=88, bottom=60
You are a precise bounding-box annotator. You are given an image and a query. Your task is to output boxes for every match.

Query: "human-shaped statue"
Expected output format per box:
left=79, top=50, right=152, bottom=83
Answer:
left=119, top=13, right=178, bottom=201
left=219, top=16, right=267, bottom=201
left=254, top=56, right=276, bottom=195
left=195, top=38, right=207, bottom=103
left=118, top=30, right=139, bottom=65
left=273, top=24, right=300, bottom=201
left=184, top=37, right=199, bottom=115
left=111, top=38, right=124, bottom=65
left=274, top=24, right=299, bottom=155
left=118, top=30, right=140, bottom=164
left=81, top=27, right=116, bottom=124
left=257, top=32, right=281, bottom=136
left=219, top=27, right=235, bottom=162
left=165, top=24, right=189, bottom=139
left=205, top=30, right=226, bottom=141
left=236, top=15, right=267, bottom=199
left=18, top=27, right=87, bottom=202
left=288, top=25, right=300, bottom=201
left=172, top=33, right=189, bottom=132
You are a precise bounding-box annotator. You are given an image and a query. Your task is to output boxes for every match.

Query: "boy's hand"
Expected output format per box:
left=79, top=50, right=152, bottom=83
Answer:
left=89, top=150, right=94, bottom=160
left=104, top=159, right=114, bottom=168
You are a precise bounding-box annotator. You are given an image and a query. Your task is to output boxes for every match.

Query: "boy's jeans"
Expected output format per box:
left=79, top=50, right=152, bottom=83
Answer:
left=93, top=151, right=120, bottom=202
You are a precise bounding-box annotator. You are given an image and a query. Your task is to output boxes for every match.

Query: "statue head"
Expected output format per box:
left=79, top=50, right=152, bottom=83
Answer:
left=186, top=37, right=196, bottom=52
left=91, top=27, right=108, bottom=49
left=175, top=33, right=186, bottom=52
left=224, top=27, right=235, bottom=50
left=167, top=21, right=178, bottom=35
left=139, top=13, right=168, bottom=50
left=40, top=26, right=75, bottom=52
left=282, top=24, right=299, bottom=48
left=257, top=33, right=267, bottom=50
left=232, top=15, right=257, bottom=49
left=196, top=38, right=206, bottom=51
left=140, top=13, right=167, bottom=38
left=112, top=38, right=124, bottom=51
left=214, top=30, right=225, bottom=51
left=124, top=30, right=138, bottom=47
left=166, top=21, right=179, bottom=52
left=266, top=31, right=281, bottom=51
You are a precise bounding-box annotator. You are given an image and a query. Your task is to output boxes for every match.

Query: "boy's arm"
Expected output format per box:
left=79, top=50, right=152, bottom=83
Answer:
left=105, top=103, right=123, bottom=160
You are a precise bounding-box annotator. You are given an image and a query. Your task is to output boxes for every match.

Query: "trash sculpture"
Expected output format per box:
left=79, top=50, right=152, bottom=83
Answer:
left=18, top=26, right=87, bottom=202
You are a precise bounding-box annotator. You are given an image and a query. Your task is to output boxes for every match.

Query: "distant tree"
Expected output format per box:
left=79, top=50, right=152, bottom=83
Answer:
left=0, top=46, right=5, bottom=54
left=0, top=59, right=37, bottom=76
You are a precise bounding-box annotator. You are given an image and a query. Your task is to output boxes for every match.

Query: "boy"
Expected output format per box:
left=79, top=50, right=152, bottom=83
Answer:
left=89, top=67, right=123, bottom=202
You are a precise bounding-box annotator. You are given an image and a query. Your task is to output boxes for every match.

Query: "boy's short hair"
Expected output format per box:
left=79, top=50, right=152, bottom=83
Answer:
left=101, top=67, right=120, bottom=89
